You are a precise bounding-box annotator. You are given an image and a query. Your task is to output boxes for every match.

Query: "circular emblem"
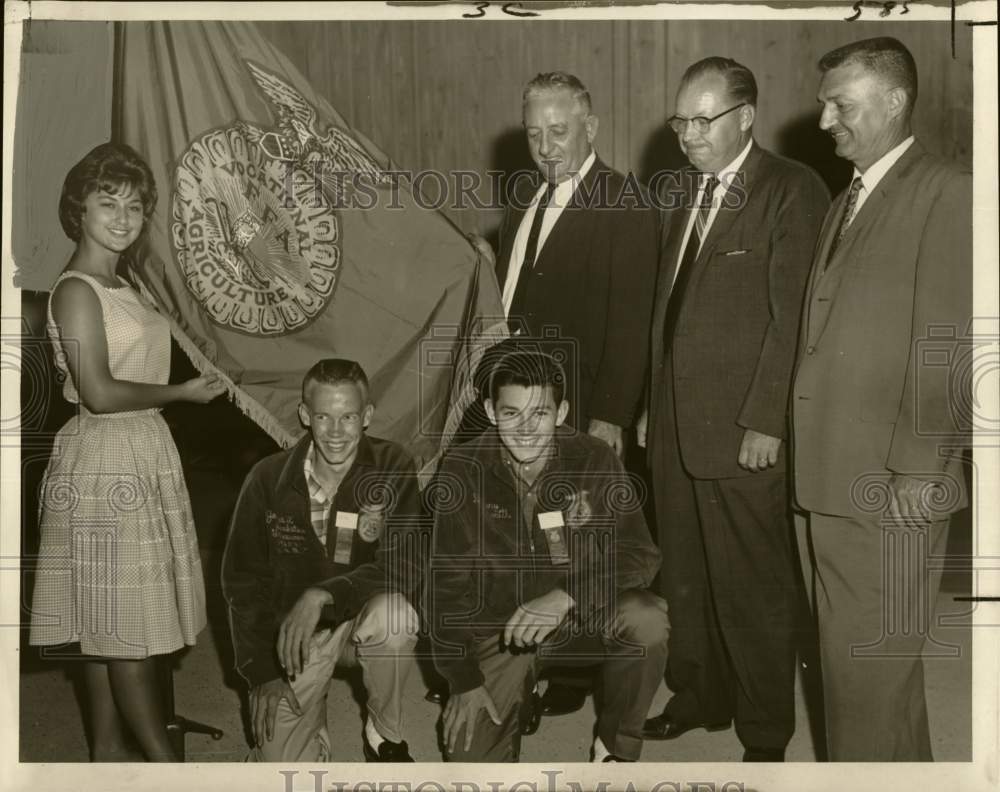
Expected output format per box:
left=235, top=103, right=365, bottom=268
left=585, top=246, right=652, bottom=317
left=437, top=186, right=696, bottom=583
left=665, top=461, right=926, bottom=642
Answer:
left=357, top=507, right=385, bottom=544
left=170, top=125, right=341, bottom=336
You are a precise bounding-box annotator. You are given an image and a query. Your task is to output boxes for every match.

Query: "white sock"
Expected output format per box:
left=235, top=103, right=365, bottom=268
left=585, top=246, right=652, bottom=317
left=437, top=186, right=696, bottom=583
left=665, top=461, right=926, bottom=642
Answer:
left=365, top=719, right=385, bottom=749
left=592, top=735, right=611, bottom=762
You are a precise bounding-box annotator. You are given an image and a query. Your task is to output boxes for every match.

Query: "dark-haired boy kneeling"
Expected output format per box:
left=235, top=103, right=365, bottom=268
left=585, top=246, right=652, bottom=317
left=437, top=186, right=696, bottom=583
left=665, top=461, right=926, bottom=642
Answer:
left=429, top=350, right=668, bottom=762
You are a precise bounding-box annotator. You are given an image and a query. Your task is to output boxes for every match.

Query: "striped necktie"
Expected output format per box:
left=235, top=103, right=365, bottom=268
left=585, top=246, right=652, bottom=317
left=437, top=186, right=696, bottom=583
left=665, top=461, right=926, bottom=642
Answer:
left=826, top=176, right=863, bottom=266
left=693, top=174, right=719, bottom=246
left=663, top=174, right=718, bottom=345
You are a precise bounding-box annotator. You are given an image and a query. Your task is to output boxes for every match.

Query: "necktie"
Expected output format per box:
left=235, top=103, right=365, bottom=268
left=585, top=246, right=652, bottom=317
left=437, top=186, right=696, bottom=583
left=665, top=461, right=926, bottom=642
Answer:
left=692, top=174, right=718, bottom=249
left=825, top=176, right=863, bottom=267
left=663, top=174, right=718, bottom=346
left=509, top=182, right=557, bottom=324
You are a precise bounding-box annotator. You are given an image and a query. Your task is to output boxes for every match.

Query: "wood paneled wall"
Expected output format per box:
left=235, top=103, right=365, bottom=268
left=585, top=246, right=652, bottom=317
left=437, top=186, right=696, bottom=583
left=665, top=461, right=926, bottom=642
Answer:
left=13, top=20, right=113, bottom=290
left=259, top=19, right=972, bottom=240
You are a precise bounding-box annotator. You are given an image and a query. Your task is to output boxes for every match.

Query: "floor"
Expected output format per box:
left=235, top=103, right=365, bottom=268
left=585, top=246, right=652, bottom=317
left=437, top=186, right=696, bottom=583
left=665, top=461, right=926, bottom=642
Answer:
left=18, top=516, right=974, bottom=764
left=17, top=582, right=974, bottom=763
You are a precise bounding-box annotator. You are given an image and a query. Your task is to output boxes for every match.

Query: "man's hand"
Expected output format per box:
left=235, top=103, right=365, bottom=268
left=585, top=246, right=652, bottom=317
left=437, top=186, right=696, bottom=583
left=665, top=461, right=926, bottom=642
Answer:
left=737, top=429, right=781, bottom=472
left=635, top=408, right=648, bottom=449
left=589, top=418, right=624, bottom=458
left=888, top=474, right=940, bottom=524
left=467, top=233, right=496, bottom=268
left=277, top=587, right=333, bottom=678
left=249, top=678, right=302, bottom=746
left=443, top=685, right=502, bottom=754
left=503, top=588, right=575, bottom=649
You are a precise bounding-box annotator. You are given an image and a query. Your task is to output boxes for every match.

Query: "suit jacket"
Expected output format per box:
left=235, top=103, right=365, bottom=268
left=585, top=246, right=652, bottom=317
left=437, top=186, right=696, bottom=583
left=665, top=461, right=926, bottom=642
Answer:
left=791, top=141, right=972, bottom=517
left=496, top=157, right=658, bottom=430
left=648, top=143, right=830, bottom=479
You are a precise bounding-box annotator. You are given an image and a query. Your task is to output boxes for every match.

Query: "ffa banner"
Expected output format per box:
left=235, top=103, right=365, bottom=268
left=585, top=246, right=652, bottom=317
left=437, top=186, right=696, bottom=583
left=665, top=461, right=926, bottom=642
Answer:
left=119, top=21, right=505, bottom=470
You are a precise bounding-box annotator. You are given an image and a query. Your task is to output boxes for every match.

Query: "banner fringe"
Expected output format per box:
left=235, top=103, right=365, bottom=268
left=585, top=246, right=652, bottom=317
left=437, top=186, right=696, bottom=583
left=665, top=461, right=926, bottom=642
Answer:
left=136, top=280, right=297, bottom=450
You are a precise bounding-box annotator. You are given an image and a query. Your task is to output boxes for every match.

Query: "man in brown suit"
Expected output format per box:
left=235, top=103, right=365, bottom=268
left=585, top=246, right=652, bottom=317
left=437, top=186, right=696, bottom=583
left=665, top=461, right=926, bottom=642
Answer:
left=640, top=57, right=829, bottom=761
left=792, top=37, right=971, bottom=761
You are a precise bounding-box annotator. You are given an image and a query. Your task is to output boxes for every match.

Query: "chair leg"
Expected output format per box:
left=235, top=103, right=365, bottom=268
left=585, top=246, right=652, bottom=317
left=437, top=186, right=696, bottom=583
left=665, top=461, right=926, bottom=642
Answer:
left=160, top=655, right=224, bottom=761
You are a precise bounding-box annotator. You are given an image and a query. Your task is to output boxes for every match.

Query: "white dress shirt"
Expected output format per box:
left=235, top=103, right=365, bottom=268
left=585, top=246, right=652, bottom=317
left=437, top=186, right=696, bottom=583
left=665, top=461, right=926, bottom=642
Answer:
left=501, top=150, right=598, bottom=317
left=846, top=135, right=915, bottom=225
left=672, top=138, right=754, bottom=288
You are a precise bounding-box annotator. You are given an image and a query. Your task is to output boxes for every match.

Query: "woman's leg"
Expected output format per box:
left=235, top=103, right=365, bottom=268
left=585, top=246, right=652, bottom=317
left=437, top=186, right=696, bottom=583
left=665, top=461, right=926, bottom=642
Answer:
left=107, top=656, right=177, bottom=761
left=82, top=660, right=132, bottom=761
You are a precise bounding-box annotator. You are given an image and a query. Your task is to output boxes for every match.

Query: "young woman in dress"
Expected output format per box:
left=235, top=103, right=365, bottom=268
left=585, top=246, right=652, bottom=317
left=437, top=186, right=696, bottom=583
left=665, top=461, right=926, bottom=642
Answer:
left=29, top=142, right=226, bottom=761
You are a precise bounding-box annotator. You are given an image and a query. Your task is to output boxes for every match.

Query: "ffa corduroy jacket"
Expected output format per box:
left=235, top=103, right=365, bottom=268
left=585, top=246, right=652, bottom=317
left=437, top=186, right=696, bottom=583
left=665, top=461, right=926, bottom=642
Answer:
left=221, top=433, right=425, bottom=687
left=428, top=426, right=661, bottom=694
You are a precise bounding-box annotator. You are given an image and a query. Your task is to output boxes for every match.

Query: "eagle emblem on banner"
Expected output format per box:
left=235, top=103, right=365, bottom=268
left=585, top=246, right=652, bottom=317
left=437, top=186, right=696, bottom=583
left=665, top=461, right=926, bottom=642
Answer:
left=169, top=60, right=385, bottom=336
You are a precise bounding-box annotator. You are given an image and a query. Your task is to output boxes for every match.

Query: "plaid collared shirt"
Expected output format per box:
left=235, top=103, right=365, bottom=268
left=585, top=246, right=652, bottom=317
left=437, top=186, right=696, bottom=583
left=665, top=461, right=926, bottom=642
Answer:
left=303, top=442, right=335, bottom=546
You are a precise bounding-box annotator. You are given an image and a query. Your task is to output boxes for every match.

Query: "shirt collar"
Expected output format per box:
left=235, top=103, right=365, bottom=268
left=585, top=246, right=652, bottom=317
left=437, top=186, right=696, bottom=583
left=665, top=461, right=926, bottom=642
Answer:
left=303, top=442, right=334, bottom=504
left=535, top=149, right=598, bottom=205
left=854, top=135, right=915, bottom=194
left=709, top=137, right=754, bottom=190
left=485, top=425, right=590, bottom=477
left=301, top=435, right=376, bottom=498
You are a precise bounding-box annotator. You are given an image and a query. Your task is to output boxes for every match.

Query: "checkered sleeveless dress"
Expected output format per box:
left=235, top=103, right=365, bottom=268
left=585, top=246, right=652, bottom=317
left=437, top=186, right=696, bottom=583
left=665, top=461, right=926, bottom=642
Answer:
left=29, top=271, right=207, bottom=658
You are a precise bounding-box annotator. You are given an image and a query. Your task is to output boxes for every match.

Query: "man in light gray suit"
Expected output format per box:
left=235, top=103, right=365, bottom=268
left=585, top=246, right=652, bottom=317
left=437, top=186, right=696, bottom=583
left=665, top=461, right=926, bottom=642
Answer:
left=792, top=37, right=971, bottom=761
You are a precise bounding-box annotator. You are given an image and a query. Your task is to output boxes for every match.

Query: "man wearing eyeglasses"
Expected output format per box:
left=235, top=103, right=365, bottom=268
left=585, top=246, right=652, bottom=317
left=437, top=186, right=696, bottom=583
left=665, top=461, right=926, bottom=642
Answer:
left=638, top=57, right=828, bottom=761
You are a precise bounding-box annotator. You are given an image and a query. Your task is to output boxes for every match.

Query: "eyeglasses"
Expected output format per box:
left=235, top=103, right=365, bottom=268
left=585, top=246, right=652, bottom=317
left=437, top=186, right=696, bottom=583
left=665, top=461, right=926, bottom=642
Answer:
left=667, top=103, right=746, bottom=135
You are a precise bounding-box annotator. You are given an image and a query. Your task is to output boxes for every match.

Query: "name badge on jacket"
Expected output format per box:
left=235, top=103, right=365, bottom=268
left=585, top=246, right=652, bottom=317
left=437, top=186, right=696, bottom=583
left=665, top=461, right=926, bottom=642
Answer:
left=333, top=511, right=358, bottom=565
left=538, top=511, right=570, bottom=566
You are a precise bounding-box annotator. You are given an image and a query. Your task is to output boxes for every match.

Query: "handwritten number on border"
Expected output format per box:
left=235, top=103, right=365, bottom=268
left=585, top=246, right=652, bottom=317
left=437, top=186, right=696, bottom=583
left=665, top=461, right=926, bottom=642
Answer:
left=846, top=1, right=910, bottom=21
left=463, top=1, right=489, bottom=18
left=502, top=3, right=538, bottom=17
left=462, top=1, right=541, bottom=18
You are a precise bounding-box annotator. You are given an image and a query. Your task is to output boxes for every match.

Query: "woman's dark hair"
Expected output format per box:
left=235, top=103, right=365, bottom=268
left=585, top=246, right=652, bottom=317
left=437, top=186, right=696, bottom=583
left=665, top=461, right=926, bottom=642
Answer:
left=58, top=142, right=158, bottom=243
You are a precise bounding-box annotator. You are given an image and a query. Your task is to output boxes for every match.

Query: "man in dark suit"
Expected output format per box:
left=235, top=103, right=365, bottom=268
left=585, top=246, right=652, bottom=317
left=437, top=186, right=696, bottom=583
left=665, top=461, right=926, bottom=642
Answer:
left=490, top=71, right=659, bottom=720
left=495, top=71, right=658, bottom=447
left=639, top=57, right=829, bottom=761
left=792, top=37, right=971, bottom=761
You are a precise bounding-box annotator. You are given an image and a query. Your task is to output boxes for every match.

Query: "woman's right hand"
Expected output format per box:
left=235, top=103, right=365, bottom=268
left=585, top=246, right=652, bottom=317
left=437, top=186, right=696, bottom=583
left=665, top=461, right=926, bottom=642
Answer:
left=181, top=373, right=226, bottom=404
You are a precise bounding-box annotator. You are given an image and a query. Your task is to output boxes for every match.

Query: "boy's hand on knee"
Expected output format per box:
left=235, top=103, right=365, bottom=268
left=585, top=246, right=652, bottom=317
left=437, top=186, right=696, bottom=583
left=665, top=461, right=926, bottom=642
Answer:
left=278, top=587, right=334, bottom=677
left=503, top=589, right=575, bottom=648
left=443, top=686, right=501, bottom=754
left=250, top=679, right=302, bottom=746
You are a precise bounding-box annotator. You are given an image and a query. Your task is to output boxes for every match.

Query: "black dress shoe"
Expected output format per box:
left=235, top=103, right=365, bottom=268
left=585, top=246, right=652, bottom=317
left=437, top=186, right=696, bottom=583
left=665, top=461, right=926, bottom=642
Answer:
left=520, top=690, right=542, bottom=735
left=362, top=733, right=415, bottom=762
left=641, top=711, right=731, bottom=740
left=742, top=746, right=785, bottom=762
left=424, top=688, right=446, bottom=705
left=539, top=683, right=588, bottom=716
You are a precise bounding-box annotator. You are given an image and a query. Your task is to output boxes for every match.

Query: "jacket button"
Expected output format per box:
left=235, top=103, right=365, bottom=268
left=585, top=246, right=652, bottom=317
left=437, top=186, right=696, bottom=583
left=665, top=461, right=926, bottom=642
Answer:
left=806, top=345, right=816, bottom=354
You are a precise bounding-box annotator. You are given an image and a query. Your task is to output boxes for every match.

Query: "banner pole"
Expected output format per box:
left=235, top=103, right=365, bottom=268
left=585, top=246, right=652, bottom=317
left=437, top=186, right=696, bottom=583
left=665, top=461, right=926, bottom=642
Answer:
left=110, top=21, right=124, bottom=143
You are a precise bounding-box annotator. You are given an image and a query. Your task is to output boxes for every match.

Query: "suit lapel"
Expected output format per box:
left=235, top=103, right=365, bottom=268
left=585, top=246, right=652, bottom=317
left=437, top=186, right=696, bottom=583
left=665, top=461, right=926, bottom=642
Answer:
left=651, top=169, right=698, bottom=355
left=651, top=145, right=762, bottom=363
left=495, top=178, right=537, bottom=287
left=812, top=191, right=846, bottom=275
left=532, top=158, right=607, bottom=273
left=800, top=204, right=841, bottom=348
left=695, top=142, right=763, bottom=262
left=821, top=141, right=925, bottom=276
left=659, top=143, right=762, bottom=332
left=804, top=142, right=927, bottom=346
